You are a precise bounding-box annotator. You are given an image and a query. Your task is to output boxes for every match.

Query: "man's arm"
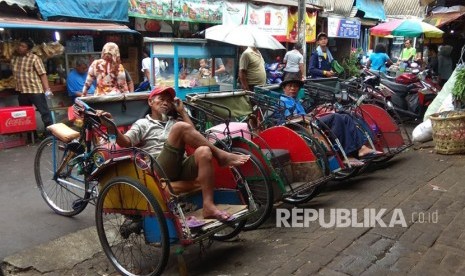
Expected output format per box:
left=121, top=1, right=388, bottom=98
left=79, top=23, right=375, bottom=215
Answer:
left=39, top=74, right=51, bottom=92
left=239, top=69, right=248, bottom=90
left=173, top=98, right=194, bottom=127
left=308, top=53, right=325, bottom=77
left=97, top=111, right=132, bottom=147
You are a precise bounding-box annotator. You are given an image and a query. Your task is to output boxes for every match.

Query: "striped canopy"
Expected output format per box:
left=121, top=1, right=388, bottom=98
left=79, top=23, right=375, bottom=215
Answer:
left=370, top=19, right=444, bottom=38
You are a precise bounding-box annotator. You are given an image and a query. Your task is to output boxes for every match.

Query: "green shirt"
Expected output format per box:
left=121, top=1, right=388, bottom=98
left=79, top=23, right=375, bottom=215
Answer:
left=399, top=47, right=416, bottom=61
left=239, top=47, right=266, bottom=86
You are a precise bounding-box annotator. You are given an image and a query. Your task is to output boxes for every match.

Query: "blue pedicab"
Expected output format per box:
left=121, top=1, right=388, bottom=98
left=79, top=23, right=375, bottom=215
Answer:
left=34, top=93, right=258, bottom=275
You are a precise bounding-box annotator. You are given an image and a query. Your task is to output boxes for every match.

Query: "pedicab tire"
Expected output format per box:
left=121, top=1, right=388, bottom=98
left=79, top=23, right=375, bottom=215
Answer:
left=95, top=176, right=169, bottom=276
left=232, top=147, right=273, bottom=231
left=34, top=136, right=90, bottom=217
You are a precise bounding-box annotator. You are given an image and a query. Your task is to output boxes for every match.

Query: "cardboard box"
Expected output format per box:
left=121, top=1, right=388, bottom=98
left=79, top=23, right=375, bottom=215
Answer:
left=0, top=133, right=27, bottom=149
left=0, top=106, right=37, bottom=134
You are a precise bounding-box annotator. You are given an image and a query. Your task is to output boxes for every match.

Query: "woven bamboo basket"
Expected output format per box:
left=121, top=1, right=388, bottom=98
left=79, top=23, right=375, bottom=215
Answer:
left=430, top=110, right=465, bottom=155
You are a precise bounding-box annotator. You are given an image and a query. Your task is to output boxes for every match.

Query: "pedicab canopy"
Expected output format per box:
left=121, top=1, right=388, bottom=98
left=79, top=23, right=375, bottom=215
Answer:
left=369, top=19, right=444, bottom=38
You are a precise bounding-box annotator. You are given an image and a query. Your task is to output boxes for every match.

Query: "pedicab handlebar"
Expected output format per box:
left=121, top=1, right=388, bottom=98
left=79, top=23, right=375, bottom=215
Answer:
left=73, top=97, right=118, bottom=137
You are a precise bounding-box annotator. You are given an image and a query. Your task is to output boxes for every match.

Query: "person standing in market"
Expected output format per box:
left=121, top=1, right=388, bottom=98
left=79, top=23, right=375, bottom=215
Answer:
left=308, top=32, right=335, bottom=78
left=283, top=42, right=304, bottom=80
left=366, top=43, right=393, bottom=73
left=139, top=49, right=160, bottom=91
left=10, top=38, right=53, bottom=132
left=239, top=46, right=266, bottom=91
left=398, top=39, right=416, bottom=62
left=67, top=58, right=95, bottom=101
left=82, top=42, right=129, bottom=96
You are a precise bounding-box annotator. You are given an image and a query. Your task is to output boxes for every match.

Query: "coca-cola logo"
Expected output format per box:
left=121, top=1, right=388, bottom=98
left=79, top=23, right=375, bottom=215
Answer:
left=5, top=117, right=33, bottom=127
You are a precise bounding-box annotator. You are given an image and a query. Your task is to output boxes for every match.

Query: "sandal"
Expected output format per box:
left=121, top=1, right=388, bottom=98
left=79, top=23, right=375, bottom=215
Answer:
left=204, top=210, right=235, bottom=222
left=185, top=216, right=207, bottom=228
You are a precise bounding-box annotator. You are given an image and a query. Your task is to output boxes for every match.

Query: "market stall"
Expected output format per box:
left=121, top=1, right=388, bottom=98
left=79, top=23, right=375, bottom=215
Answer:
left=143, top=37, right=238, bottom=99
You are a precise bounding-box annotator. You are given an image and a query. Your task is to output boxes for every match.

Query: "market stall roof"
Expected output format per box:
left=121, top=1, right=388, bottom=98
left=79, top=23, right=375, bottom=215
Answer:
left=0, top=16, right=138, bottom=33
left=424, top=11, right=465, bottom=27
left=0, top=0, right=35, bottom=9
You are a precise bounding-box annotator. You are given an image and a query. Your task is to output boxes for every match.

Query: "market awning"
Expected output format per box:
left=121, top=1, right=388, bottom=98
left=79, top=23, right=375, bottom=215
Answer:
left=424, top=11, right=465, bottom=27
left=0, top=0, right=35, bottom=9
left=355, top=0, right=386, bottom=21
left=0, top=17, right=138, bottom=33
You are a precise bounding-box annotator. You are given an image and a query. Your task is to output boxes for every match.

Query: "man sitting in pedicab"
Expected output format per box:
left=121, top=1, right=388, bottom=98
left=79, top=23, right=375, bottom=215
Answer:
left=278, top=75, right=383, bottom=166
left=97, top=86, right=250, bottom=220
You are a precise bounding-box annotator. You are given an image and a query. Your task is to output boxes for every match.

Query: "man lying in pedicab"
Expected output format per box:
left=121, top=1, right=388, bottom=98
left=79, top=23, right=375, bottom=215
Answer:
left=96, top=87, right=250, bottom=221
left=278, top=75, right=384, bottom=167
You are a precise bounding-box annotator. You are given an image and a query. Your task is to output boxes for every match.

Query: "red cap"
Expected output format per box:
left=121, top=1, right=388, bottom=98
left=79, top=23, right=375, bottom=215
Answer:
left=149, top=86, right=176, bottom=100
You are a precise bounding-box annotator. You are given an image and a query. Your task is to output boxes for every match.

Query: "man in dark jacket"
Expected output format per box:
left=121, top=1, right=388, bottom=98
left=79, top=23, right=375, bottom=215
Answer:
left=308, top=32, right=335, bottom=78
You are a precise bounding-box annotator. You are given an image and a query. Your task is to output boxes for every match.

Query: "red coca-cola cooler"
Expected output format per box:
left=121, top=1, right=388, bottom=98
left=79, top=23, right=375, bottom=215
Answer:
left=0, top=106, right=37, bottom=134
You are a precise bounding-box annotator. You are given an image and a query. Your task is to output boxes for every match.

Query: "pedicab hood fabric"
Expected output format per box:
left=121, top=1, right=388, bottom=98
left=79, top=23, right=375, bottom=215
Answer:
left=149, top=87, right=176, bottom=100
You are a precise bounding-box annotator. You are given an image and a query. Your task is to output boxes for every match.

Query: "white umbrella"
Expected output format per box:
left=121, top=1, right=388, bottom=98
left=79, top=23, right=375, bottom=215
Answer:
left=205, top=24, right=285, bottom=50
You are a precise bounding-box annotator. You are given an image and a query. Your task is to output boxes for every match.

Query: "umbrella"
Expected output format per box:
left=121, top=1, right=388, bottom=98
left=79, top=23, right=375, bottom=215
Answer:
left=205, top=24, right=285, bottom=50
left=370, top=19, right=444, bottom=38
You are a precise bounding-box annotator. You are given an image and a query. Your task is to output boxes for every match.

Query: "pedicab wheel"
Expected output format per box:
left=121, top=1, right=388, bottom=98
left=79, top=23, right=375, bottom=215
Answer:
left=232, top=147, right=273, bottom=231
left=282, top=131, right=330, bottom=204
left=96, top=176, right=169, bottom=276
left=34, top=136, right=90, bottom=217
left=211, top=218, right=247, bottom=241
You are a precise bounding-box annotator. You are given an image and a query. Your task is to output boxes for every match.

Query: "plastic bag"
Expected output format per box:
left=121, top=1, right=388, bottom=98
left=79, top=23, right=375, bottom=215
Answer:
left=424, top=68, right=458, bottom=120
left=412, top=119, right=433, bottom=142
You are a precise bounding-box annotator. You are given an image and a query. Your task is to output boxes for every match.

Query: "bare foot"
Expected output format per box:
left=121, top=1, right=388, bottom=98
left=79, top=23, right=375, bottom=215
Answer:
left=217, top=151, right=250, bottom=167
left=203, top=206, right=231, bottom=221
left=358, top=145, right=382, bottom=157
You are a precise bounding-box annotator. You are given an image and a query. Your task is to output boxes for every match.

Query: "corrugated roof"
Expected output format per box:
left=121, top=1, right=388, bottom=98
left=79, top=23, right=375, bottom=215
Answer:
left=0, top=0, right=35, bottom=9
left=384, top=0, right=426, bottom=19
left=317, top=0, right=355, bottom=17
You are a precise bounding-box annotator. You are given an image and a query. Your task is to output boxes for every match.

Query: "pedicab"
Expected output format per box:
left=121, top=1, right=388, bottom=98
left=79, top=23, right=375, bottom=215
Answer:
left=256, top=76, right=413, bottom=166
left=34, top=92, right=258, bottom=276
left=185, top=91, right=333, bottom=226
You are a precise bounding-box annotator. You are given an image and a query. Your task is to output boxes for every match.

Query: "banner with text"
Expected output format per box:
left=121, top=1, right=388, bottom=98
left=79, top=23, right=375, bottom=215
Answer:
left=244, top=3, right=288, bottom=36
left=327, top=17, right=361, bottom=39
left=274, top=11, right=316, bottom=43
left=128, top=0, right=223, bottom=23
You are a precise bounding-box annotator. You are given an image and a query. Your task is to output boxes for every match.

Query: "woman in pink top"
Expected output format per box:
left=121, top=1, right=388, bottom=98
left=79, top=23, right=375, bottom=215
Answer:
left=82, top=42, right=129, bottom=96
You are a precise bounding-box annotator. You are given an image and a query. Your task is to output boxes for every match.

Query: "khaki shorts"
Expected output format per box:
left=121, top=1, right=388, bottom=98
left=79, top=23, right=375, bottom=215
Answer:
left=156, top=142, right=198, bottom=181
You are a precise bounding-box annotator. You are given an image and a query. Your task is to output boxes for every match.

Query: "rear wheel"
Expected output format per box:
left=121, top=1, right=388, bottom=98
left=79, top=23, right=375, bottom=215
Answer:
left=34, top=136, right=90, bottom=216
left=231, top=147, right=273, bottom=231
left=282, top=130, right=330, bottom=204
left=95, top=176, right=170, bottom=276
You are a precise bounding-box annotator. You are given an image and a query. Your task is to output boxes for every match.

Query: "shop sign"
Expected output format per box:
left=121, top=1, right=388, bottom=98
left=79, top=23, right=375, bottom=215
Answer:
left=327, top=17, right=361, bottom=39
left=128, top=0, right=222, bottom=24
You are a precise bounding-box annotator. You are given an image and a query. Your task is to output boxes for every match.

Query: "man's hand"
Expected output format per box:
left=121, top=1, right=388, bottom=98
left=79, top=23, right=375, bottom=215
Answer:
left=173, top=97, right=185, bottom=114
left=324, top=70, right=335, bottom=77
left=96, top=110, right=114, bottom=128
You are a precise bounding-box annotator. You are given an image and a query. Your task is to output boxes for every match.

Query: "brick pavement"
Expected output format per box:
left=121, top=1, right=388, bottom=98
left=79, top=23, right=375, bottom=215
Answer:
left=2, top=147, right=465, bottom=276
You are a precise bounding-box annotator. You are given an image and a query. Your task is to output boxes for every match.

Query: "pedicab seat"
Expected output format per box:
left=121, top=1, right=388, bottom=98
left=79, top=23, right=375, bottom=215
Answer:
left=47, top=123, right=80, bottom=143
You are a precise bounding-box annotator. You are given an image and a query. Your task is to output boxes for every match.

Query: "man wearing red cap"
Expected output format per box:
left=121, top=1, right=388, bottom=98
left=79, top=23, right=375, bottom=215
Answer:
left=98, top=86, right=249, bottom=220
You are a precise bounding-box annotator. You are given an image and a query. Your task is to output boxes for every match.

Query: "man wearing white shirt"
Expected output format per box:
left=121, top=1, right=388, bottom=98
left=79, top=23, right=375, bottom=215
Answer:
left=141, top=49, right=160, bottom=87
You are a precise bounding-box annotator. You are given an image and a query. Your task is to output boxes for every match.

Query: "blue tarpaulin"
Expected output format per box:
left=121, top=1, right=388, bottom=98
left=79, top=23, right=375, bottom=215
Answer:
left=36, top=0, right=129, bottom=22
left=355, top=0, right=386, bottom=21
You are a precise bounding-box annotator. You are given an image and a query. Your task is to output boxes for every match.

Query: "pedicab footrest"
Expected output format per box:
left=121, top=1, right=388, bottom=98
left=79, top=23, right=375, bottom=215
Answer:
left=284, top=175, right=334, bottom=197
left=388, top=142, right=412, bottom=155
left=183, top=204, right=247, bottom=231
